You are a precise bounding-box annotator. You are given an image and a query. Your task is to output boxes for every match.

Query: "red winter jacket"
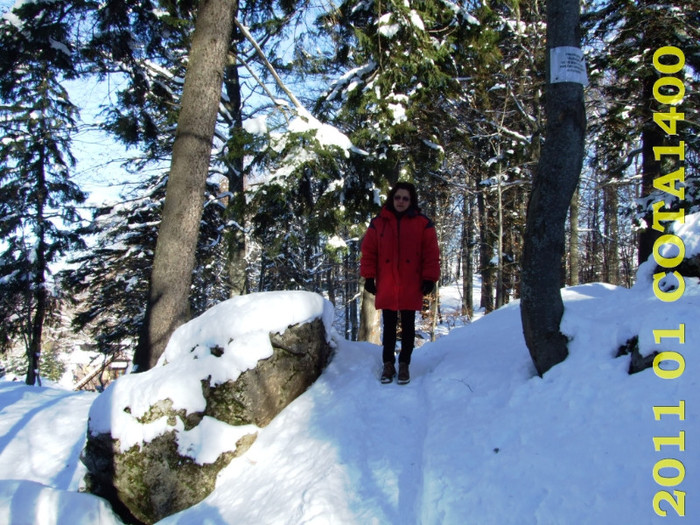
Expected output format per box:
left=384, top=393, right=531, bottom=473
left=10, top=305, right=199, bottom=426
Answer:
left=360, top=206, right=441, bottom=311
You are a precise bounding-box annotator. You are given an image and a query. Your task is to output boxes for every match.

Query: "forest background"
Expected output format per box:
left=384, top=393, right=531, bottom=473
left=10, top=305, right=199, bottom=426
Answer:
left=0, top=0, right=698, bottom=385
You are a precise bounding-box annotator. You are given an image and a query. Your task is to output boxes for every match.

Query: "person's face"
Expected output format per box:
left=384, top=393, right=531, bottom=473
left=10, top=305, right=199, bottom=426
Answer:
left=393, top=189, right=411, bottom=213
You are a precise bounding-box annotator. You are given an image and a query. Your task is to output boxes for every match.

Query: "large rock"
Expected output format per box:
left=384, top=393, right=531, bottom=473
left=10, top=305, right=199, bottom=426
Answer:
left=653, top=212, right=700, bottom=280
left=676, top=253, right=700, bottom=279
left=618, top=214, right=700, bottom=375
left=205, top=318, right=331, bottom=427
left=82, top=292, right=334, bottom=524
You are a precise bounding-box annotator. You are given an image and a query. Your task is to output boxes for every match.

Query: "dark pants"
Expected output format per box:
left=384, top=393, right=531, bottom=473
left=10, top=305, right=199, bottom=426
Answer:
left=382, top=310, right=416, bottom=364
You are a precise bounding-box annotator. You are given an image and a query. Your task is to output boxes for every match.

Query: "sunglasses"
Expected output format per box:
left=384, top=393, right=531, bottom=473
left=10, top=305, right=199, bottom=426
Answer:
left=394, top=195, right=410, bottom=202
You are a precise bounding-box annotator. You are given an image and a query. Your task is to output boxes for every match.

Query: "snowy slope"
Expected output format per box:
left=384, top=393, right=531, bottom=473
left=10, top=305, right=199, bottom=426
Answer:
left=1, top=272, right=698, bottom=524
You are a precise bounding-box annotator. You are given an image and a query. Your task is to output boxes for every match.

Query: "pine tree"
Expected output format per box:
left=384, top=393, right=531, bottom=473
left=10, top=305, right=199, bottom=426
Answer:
left=82, top=0, right=195, bottom=162
left=583, top=0, right=700, bottom=265
left=317, top=0, right=480, bottom=190
left=0, top=0, right=88, bottom=384
left=461, top=0, right=546, bottom=308
left=83, top=0, right=336, bottom=306
left=219, top=0, right=324, bottom=296
left=62, top=175, right=228, bottom=356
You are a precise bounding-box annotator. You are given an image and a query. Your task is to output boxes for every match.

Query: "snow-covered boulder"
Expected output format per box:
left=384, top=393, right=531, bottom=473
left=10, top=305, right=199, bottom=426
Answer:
left=617, top=213, right=700, bottom=374
left=652, top=211, right=700, bottom=278
left=82, top=291, right=335, bottom=524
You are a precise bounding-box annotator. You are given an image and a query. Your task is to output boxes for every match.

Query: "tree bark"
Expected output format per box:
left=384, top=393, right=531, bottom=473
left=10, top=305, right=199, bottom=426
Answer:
left=638, top=73, right=664, bottom=265
left=26, top=152, right=48, bottom=386
left=461, top=192, right=474, bottom=317
left=603, top=182, right=620, bottom=284
left=520, top=0, right=586, bottom=376
left=134, top=0, right=237, bottom=370
left=568, top=186, right=580, bottom=285
left=478, top=185, right=494, bottom=312
left=358, top=285, right=381, bottom=344
left=224, top=48, right=249, bottom=297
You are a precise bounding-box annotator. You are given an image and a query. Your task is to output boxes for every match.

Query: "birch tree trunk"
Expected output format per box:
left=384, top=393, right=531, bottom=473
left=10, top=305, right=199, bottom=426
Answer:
left=134, top=0, right=237, bottom=370
left=520, top=0, right=586, bottom=376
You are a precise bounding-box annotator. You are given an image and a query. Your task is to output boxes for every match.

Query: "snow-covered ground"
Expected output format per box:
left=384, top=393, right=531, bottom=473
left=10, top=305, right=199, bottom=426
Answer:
left=2, top=254, right=699, bottom=524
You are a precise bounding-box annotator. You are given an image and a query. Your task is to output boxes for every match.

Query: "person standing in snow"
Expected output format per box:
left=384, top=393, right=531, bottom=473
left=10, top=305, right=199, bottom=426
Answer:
left=360, top=182, right=441, bottom=384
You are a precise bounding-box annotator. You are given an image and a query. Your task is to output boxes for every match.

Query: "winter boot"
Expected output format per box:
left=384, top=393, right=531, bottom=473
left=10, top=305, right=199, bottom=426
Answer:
left=397, top=362, right=410, bottom=385
left=380, top=362, right=396, bottom=384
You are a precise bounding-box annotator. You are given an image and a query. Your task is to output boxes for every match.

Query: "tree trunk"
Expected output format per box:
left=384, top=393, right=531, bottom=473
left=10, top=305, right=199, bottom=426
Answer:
left=461, top=193, right=474, bottom=317
left=26, top=157, right=48, bottom=386
left=346, top=244, right=360, bottom=341
left=134, top=0, right=237, bottom=370
left=358, top=284, right=381, bottom=344
left=429, top=284, right=439, bottom=342
left=638, top=73, right=664, bottom=265
left=495, top=172, right=505, bottom=308
left=224, top=39, right=249, bottom=297
left=520, top=0, right=586, bottom=376
left=603, top=182, right=620, bottom=284
left=589, top=193, right=601, bottom=281
left=568, top=186, right=580, bottom=285
left=478, top=186, right=494, bottom=312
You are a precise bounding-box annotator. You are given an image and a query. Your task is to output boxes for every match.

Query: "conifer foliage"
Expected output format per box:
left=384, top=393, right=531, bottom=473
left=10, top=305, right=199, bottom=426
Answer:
left=583, top=0, right=700, bottom=265
left=62, top=175, right=228, bottom=358
left=0, top=0, right=88, bottom=384
left=83, top=0, right=196, bottom=162
left=317, top=0, right=480, bottom=186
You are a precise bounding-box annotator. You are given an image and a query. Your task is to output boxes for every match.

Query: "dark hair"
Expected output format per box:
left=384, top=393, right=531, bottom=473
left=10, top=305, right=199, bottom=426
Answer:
left=387, top=182, right=420, bottom=212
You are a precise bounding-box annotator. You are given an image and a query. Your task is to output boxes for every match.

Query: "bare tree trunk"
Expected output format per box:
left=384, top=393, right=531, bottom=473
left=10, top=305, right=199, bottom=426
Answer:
left=461, top=193, right=474, bottom=317
left=520, top=0, right=586, bottom=376
left=358, top=280, right=381, bottom=344
left=134, top=0, right=237, bottom=370
left=478, top=186, right=494, bottom=312
left=227, top=203, right=248, bottom=296
left=495, top=171, right=505, bottom=308
left=224, top=40, right=249, bottom=297
left=590, top=194, right=601, bottom=281
left=568, top=186, right=580, bottom=285
left=429, top=284, right=439, bottom=342
left=603, top=182, right=620, bottom=284
left=344, top=243, right=360, bottom=341
left=26, top=160, right=47, bottom=386
left=638, top=75, right=665, bottom=265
